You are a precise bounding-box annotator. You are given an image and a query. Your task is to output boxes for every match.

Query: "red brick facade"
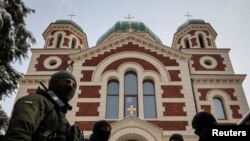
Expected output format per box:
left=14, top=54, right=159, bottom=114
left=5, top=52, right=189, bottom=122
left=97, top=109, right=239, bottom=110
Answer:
left=162, top=85, right=183, bottom=98
left=168, top=70, right=181, bottom=81
left=80, top=70, right=94, bottom=82
left=63, top=38, right=70, bottom=47
left=75, top=121, right=115, bottom=131
left=201, top=105, right=211, bottom=113
left=162, top=102, right=187, bottom=116
left=79, top=86, right=101, bottom=98
left=35, top=54, right=70, bottom=71
left=148, top=121, right=188, bottom=130
left=192, top=54, right=226, bottom=71
left=230, top=105, right=242, bottom=119
left=76, top=102, right=100, bottom=116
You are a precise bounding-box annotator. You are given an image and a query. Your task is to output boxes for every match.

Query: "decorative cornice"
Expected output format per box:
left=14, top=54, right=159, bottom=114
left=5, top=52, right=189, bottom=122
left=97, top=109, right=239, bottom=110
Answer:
left=20, top=75, right=50, bottom=84
left=191, top=74, right=246, bottom=84
left=31, top=48, right=80, bottom=54
left=43, top=24, right=86, bottom=39
left=181, top=48, right=230, bottom=54
left=70, top=33, right=191, bottom=63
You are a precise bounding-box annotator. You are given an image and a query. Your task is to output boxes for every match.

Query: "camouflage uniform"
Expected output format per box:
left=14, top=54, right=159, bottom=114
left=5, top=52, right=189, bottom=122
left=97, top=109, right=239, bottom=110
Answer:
left=4, top=71, right=83, bottom=141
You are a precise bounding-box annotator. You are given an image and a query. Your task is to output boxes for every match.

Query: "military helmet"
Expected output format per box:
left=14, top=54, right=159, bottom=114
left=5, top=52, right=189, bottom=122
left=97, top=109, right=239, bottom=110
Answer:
left=192, top=111, right=217, bottom=129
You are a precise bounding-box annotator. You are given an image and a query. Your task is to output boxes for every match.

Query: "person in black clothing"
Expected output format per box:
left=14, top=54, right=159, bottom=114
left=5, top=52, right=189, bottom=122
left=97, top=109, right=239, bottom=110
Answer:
left=192, top=111, right=217, bottom=141
left=169, top=133, right=184, bottom=141
left=86, top=120, right=111, bottom=141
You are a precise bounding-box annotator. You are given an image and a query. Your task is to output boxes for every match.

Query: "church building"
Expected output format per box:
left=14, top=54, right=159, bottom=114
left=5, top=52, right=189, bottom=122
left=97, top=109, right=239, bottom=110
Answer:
left=16, top=18, right=249, bottom=141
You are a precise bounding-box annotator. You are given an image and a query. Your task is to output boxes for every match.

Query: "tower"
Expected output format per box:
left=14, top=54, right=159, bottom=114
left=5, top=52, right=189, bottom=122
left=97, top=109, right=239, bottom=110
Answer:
left=172, top=19, right=217, bottom=49
left=43, top=20, right=88, bottom=50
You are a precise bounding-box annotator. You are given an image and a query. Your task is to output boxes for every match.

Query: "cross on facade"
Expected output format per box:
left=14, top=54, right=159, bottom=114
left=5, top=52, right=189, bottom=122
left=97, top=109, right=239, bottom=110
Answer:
left=127, top=105, right=136, bottom=115
left=124, top=14, right=134, bottom=21
left=68, top=12, right=76, bottom=21
left=184, top=12, right=192, bottom=20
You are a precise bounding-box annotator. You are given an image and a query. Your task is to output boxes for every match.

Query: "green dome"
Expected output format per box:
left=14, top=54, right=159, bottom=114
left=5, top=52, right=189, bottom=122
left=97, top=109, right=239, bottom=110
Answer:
left=97, top=21, right=162, bottom=45
left=55, top=19, right=83, bottom=32
left=177, top=19, right=206, bottom=32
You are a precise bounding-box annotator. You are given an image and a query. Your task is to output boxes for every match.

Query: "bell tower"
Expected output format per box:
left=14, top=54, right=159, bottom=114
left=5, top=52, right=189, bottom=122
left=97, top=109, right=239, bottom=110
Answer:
left=172, top=19, right=217, bottom=50
left=42, top=20, right=88, bottom=50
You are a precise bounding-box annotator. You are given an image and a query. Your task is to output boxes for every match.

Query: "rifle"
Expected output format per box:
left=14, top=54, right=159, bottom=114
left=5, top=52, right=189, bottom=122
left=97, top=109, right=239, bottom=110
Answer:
left=39, top=82, right=66, bottom=111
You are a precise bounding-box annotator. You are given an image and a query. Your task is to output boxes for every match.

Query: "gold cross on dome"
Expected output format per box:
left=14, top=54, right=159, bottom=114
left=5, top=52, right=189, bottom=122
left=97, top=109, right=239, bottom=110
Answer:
left=184, top=12, right=192, bottom=20
left=68, top=12, right=76, bottom=21
left=127, top=105, right=136, bottom=115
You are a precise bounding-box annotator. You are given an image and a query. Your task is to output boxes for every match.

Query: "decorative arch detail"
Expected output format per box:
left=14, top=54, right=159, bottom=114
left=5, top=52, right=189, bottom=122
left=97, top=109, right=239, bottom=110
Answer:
left=92, top=52, right=169, bottom=82
left=110, top=127, right=157, bottom=141
left=102, top=58, right=160, bottom=74
left=198, top=88, right=236, bottom=101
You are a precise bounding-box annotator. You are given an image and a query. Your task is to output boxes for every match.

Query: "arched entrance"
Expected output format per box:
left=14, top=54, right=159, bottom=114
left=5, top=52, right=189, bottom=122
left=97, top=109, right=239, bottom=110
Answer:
left=110, top=127, right=157, bottom=141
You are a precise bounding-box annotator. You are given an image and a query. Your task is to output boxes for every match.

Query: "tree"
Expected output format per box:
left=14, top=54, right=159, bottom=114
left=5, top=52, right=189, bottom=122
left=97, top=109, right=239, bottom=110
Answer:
left=0, top=108, right=9, bottom=135
left=0, top=0, right=36, bottom=98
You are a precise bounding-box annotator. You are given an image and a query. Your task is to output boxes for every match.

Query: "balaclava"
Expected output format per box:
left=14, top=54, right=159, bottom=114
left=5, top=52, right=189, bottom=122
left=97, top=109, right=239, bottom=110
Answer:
left=92, top=120, right=111, bottom=141
left=48, top=71, right=77, bottom=104
left=192, top=111, right=217, bottom=141
left=192, top=111, right=217, bottom=130
left=169, top=133, right=184, bottom=141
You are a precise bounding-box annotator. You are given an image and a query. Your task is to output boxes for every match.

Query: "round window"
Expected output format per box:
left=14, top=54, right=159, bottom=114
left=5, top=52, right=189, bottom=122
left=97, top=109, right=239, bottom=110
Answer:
left=44, top=56, right=62, bottom=69
left=199, top=56, right=217, bottom=69
left=204, top=59, right=212, bottom=66
left=49, top=59, right=57, bottom=66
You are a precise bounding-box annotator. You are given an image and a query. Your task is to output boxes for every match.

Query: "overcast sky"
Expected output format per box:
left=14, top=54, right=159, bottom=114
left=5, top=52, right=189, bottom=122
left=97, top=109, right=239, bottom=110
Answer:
left=1, top=0, right=250, bottom=116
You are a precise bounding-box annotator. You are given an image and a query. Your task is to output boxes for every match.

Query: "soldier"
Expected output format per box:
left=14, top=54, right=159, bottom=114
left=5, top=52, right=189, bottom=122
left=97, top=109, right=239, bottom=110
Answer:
left=169, top=133, right=184, bottom=141
left=192, top=111, right=217, bottom=141
left=3, top=71, right=84, bottom=141
left=86, top=120, right=112, bottom=141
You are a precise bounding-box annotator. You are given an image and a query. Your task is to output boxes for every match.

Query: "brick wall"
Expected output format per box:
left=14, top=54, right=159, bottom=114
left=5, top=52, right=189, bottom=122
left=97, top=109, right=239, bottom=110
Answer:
left=162, top=85, right=183, bottom=98
left=148, top=121, right=188, bottom=130
left=79, top=86, right=101, bottom=98
left=76, top=102, right=100, bottom=116
left=162, top=103, right=187, bottom=116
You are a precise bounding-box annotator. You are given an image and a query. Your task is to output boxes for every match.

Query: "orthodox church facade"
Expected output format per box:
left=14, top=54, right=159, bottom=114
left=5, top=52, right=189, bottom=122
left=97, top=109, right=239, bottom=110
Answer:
left=16, top=19, right=249, bottom=141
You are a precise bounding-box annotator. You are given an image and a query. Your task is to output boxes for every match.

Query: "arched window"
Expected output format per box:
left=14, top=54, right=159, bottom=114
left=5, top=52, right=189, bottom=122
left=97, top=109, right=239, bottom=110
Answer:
left=143, top=80, right=156, bottom=118
left=71, top=38, right=76, bottom=49
left=184, top=38, right=190, bottom=49
left=106, top=80, right=119, bottom=118
left=198, top=34, right=205, bottom=48
left=213, top=97, right=226, bottom=120
left=124, top=71, right=138, bottom=117
left=56, top=34, right=62, bottom=48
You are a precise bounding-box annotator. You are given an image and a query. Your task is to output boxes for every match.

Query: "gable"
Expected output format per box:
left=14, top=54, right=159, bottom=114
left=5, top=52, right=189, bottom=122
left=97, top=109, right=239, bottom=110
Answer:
left=70, top=33, right=191, bottom=65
